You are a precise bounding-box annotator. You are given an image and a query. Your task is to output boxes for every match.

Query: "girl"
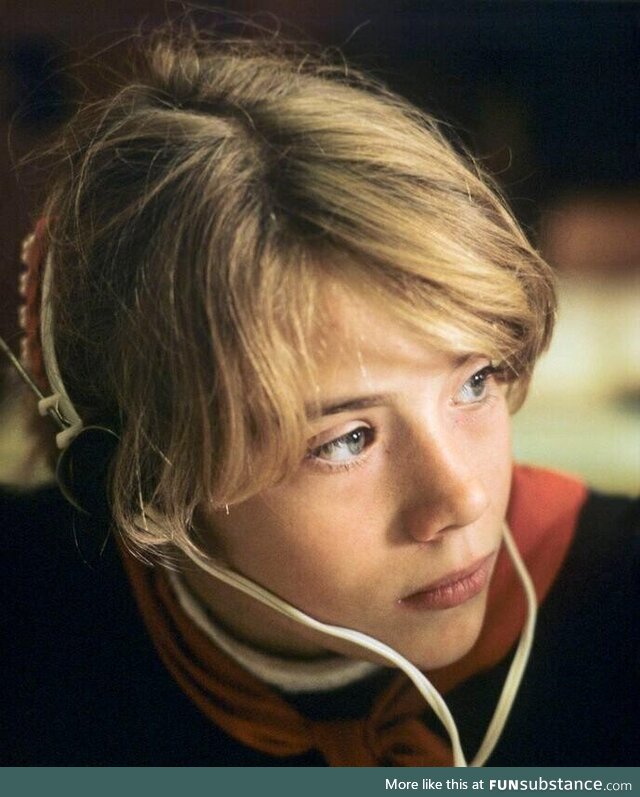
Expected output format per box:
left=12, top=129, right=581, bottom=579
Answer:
left=2, top=28, right=638, bottom=766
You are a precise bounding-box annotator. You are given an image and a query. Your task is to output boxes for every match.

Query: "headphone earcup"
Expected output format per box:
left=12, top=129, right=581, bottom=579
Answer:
left=56, top=425, right=120, bottom=520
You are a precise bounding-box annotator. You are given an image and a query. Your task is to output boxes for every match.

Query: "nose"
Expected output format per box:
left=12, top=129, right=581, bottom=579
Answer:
left=399, top=430, right=490, bottom=544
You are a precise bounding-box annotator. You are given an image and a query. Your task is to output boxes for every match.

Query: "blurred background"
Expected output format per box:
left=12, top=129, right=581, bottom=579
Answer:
left=1, top=0, right=638, bottom=493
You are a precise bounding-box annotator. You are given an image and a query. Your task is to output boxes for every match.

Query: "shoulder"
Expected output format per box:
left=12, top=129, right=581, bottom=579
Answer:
left=509, top=464, right=639, bottom=623
left=0, top=482, right=114, bottom=608
left=495, top=469, right=639, bottom=764
left=0, top=482, right=140, bottom=682
left=0, top=484, right=278, bottom=765
left=0, top=485, right=147, bottom=763
left=553, top=486, right=640, bottom=620
left=575, top=487, right=639, bottom=545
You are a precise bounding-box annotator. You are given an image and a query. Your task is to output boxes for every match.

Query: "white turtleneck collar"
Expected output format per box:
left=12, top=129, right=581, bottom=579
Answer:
left=167, top=570, right=381, bottom=694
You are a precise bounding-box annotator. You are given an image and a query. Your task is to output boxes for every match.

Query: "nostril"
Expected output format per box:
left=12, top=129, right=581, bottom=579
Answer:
left=402, top=508, right=450, bottom=544
left=401, top=479, right=490, bottom=543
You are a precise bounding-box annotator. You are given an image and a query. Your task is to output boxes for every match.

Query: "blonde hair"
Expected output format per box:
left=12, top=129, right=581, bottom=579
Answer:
left=39, top=28, right=555, bottom=554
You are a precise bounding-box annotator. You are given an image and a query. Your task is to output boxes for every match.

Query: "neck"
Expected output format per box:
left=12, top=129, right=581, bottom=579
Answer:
left=179, top=560, right=327, bottom=658
left=169, top=568, right=380, bottom=692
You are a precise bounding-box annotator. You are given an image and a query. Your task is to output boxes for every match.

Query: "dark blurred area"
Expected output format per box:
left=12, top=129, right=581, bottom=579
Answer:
left=2, top=1, right=638, bottom=339
left=1, top=0, right=638, bottom=489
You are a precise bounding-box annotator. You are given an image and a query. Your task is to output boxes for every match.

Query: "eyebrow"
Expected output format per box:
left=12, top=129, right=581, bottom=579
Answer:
left=307, top=393, right=393, bottom=419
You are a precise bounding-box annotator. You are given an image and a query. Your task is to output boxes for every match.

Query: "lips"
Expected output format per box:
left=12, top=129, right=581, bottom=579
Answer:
left=399, top=552, right=497, bottom=611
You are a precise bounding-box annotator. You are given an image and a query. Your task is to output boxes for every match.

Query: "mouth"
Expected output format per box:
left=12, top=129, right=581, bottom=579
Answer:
left=399, top=552, right=497, bottom=611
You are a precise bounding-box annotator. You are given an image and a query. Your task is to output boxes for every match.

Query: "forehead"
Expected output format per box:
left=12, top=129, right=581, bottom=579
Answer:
left=307, top=286, right=459, bottom=400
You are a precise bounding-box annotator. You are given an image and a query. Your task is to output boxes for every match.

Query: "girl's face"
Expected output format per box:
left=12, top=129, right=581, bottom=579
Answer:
left=191, top=291, right=512, bottom=670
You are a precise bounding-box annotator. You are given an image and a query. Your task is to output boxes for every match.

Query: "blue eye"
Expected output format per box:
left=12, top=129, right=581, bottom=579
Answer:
left=456, top=365, right=496, bottom=405
left=310, top=427, right=373, bottom=464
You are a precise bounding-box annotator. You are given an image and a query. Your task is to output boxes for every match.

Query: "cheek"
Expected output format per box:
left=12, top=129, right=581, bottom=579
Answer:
left=453, top=396, right=513, bottom=504
left=479, top=403, right=513, bottom=508
left=210, top=481, right=386, bottom=606
left=272, top=460, right=393, bottom=548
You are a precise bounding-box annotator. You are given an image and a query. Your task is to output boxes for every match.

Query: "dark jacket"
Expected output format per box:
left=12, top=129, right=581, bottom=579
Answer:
left=1, top=484, right=638, bottom=765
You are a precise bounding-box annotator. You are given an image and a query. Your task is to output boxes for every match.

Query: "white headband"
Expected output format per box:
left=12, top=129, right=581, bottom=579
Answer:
left=38, top=250, right=84, bottom=449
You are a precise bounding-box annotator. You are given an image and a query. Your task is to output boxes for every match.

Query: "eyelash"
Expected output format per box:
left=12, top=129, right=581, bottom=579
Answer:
left=306, top=364, right=500, bottom=474
left=452, top=364, right=499, bottom=406
left=306, top=427, right=376, bottom=473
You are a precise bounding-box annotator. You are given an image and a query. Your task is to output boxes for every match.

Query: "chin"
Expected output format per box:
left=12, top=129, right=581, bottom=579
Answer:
left=409, top=638, right=479, bottom=672
left=400, top=597, right=489, bottom=672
